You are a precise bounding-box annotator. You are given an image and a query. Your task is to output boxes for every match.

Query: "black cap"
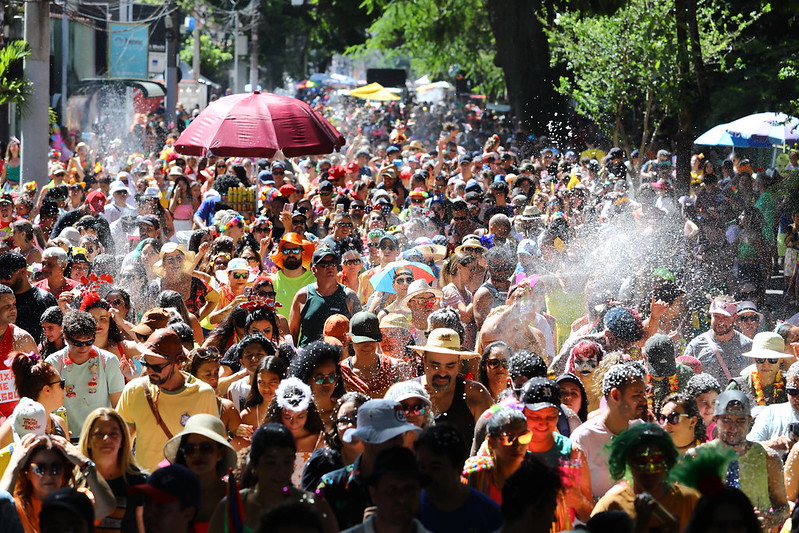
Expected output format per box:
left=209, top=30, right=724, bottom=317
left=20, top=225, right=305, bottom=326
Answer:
left=129, top=464, right=200, bottom=508
left=519, top=377, right=561, bottom=412
left=0, top=252, right=27, bottom=277
left=41, top=488, right=95, bottom=527
left=319, top=180, right=334, bottom=192
left=459, top=155, right=473, bottom=164
left=312, top=247, right=339, bottom=267
left=608, top=147, right=624, bottom=159
left=645, top=334, right=676, bottom=377
left=137, top=214, right=160, bottom=227
left=367, top=446, right=431, bottom=486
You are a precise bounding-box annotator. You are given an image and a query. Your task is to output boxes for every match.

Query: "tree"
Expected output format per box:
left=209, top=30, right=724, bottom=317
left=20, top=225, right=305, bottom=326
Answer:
left=179, top=34, right=233, bottom=84
left=0, top=40, right=31, bottom=107
left=547, top=0, right=766, bottom=193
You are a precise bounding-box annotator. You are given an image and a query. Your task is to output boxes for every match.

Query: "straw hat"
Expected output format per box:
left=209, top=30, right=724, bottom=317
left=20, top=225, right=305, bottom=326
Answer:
left=454, top=237, right=486, bottom=255
left=413, top=244, right=446, bottom=262
left=410, top=328, right=478, bottom=358
left=400, top=279, right=443, bottom=307
left=163, top=414, right=238, bottom=472
left=153, top=242, right=196, bottom=277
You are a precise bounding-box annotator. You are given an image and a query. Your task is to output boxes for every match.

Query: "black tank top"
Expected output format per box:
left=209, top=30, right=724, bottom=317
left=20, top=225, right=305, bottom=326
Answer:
left=422, top=375, right=475, bottom=443
left=299, top=284, right=350, bottom=347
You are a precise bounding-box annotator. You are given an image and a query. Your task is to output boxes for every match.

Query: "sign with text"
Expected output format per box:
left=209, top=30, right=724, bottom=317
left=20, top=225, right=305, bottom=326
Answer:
left=109, top=23, right=149, bottom=78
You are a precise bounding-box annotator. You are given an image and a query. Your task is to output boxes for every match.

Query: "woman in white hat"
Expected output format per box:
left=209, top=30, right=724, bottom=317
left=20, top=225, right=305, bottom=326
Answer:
left=208, top=258, right=256, bottom=325
left=728, top=332, right=792, bottom=409
left=164, top=414, right=239, bottom=529
left=150, top=243, right=213, bottom=320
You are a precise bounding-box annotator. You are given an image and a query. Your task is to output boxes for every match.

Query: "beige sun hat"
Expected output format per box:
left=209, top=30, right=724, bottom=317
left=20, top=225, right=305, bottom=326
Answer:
left=410, top=327, right=478, bottom=358
left=153, top=242, right=196, bottom=277
left=400, top=279, right=443, bottom=307
left=742, top=332, right=792, bottom=359
left=163, top=414, right=238, bottom=472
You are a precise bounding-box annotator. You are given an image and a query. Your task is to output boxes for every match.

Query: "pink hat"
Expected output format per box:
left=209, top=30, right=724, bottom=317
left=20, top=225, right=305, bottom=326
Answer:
left=708, top=297, right=738, bottom=317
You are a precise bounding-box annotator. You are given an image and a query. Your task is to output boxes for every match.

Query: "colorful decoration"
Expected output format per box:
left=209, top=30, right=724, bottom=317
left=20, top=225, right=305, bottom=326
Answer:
left=646, top=373, right=679, bottom=413
left=752, top=370, right=784, bottom=406
left=77, top=273, right=115, bottom=311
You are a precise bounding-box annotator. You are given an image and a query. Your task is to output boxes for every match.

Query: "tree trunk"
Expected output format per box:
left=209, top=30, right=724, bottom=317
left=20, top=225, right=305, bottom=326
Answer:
left=484, top=0, right=566, bottom=132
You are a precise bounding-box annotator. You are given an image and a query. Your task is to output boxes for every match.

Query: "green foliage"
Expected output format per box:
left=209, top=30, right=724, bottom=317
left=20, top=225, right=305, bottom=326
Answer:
left=0, top=40, right=31, bottom=108
left=547, top=0, right=766, bottom=153
left=179, top=33, right=233, bottom=82
left=350, top=0, right=504, bottom=97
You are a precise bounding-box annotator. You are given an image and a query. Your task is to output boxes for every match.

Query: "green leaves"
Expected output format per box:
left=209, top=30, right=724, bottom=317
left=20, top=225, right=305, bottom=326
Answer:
left=0, top=40, right=32, bottom=108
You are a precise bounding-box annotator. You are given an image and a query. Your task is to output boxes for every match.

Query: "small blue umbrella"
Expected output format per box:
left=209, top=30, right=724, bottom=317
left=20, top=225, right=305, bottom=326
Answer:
left=370, top=260, right=435, bottom=294
left=694, top=123, right=771, bottom=147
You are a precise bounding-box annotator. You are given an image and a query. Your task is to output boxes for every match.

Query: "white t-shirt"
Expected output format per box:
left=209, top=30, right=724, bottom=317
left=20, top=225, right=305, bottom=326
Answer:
left=46, top=347, right=126, bottom=432
left=748, top=401, right=799, bottom=446
left=228, top=376, right=251, bottom=412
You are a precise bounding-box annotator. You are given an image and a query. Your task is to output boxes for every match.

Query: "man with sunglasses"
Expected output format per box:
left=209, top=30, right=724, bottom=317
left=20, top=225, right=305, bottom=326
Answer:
left=519, top=378, right=593, bottom=525
left=270, top=232, right=316, bottom=320
left=0, top=252, right=57, bottom=342
left=320, top=212, right=363, bottom=258
left=290, top=248, right=361, bottom=347
left=694, top=390, right=789, bottom=529
left=116, top=329, right=217, bottom=472
left=45, top=310, right=126, bottom=436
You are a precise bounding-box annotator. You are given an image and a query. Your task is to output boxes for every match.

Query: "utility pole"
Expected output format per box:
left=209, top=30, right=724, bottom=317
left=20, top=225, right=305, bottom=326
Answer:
left=165, top=0, right=179, bottom=129
left=192, top=1, right=201, bottom=82
left=21, top=0, right=50, bottom=189
left=61, top=1, right=68, bottom=123
left=249, top=3, right=258, bottom=90
left=232, top=10, right=239, bottom=93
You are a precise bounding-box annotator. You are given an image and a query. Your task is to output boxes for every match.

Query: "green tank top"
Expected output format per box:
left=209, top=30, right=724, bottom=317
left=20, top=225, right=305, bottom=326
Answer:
left=545, top=285, right=585, bottom=351
left=738, top=442, right=770, bottom=511
left=738, top=241, right=757, bottom=259
left=299, top=284, right=350, bottom=346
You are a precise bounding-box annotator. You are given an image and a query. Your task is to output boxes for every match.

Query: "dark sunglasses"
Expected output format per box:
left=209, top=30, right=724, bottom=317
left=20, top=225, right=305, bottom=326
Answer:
left=380, top=244, right=397, bottom=251
left=316, top=260, right=339, bottom=269
left=755, top=358, right=780, bottom=365
left=335, top=415, right=357, bottom=427
left=255, top=290, right=276, bottom=299
left=49, top=379, right=65, bottom=389
left=788, top=388, right=799, bottom=397
left=180, top=442, right=217, bottom=456
left=656, top=412, right=690, bottom=425
left=29, top=462, right=65, bottom=476
left=337, top=222, right=354, bottom=228
left=232, top=272, right=250, bottom=280
left=462, top=246, right=484, bottom=254
left=738, top=315, right=759, bottom=323
left=141, top=360, right=171, bottom=373
left=68, top=338, right=95, bottom=347
left=394, top=276, right=413, bottom=285
left=282, top=248, right=302, bottom=255
left=485, top=359, right=509, bottom=370
left=343, top=259, right=362, bottom=266
left=313, top=372, right=337, bottom=385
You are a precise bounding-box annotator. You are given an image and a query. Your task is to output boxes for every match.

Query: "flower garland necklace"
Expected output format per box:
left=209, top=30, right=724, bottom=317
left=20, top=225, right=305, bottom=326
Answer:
left=751, top=370, right=784, bottom=406
left=646, top=373, right=679, bottom=413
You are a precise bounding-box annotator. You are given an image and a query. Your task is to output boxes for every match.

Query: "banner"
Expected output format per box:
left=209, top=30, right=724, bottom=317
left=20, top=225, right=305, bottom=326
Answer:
left=108, top=23, right=149, bottom=78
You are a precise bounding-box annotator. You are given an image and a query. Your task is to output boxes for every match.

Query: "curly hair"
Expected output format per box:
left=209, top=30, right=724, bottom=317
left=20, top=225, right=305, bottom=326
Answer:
left=607, top=423, right=678, bottom=481
left=233, top=334, right=276, bottom=361
left=288, top=341, right=346, bottom=399
left=62, top=310, right=97, bottom=340
left=245, top=308, right=280, bottom=345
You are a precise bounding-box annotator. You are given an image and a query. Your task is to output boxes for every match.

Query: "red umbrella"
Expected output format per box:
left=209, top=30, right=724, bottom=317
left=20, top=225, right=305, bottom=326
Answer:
left=174, top=91, right=345, bottom=158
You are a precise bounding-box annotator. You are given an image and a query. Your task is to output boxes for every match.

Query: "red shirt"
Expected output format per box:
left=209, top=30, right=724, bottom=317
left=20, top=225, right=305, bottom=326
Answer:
left=35, top=277, right=80, bottom=298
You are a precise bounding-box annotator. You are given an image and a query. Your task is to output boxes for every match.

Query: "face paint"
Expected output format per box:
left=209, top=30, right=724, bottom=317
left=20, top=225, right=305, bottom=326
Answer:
left=628, top=445, right=667, bottom=474
left=574, top=357, right=598, bottom=376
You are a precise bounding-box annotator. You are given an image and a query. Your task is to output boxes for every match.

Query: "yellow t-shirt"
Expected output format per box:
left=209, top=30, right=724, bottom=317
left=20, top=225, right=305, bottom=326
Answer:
left=592, top=482, right=699, bottom=531
left=116, top=373, right=218, bottom=472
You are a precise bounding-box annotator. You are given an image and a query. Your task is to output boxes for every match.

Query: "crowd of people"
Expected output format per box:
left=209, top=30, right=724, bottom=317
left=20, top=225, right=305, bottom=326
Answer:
left=1, top=96, right=799, bottom=533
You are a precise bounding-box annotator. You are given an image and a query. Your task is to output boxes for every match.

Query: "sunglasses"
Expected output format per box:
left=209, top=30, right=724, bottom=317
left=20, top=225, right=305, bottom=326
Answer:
left=252, top=226, right=270, bottom=233
left=244, top=256, right=259, bottom=264
left=282, top=248, right=302, bottom=255
left=452, top=216, right=467, bottom=222
left=337, top=222, right=353, bottom=228
left=462, top=247, right=484, bottom=254
left=180, top=442, right=217, bottom=456
left=49, top=379, right=66, bottom=389
left=255, top=290, right=276, bottom=299
left=754, top=358, right=780, bottom=365
left=656, top=412, right=690, bottom=426
left=313, top=372, right=337, bottom=385
left=68, top=338, right=95, bottom=347
left=402, top=404, right=427, bottom=416
left=738, top=315, right=759, bottom=323
left=496, top=430, right=533, bottom=447
left=394, top=277, right=413, bottom=285
left=141, top=360, right=171, bottom=373
left=316, top=261, right=339, bottom=269
left=368, top=242, right=380, bottom=249
left=380, top=244, right=397, bottom=251
left=485, top=359, right=509, bottom=370
left=788, top=388, right=799, bottom=397
left=29, top=462, right=65, bottom=477
left=343, top=259, right=362, bottom=266
left=336, top=415, right=357, bottom=427
left=232, top=272, right=250, bottom=280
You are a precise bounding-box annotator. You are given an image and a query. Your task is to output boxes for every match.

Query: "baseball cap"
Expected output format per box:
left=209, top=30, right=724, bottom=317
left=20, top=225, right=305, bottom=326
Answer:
left=708, top=298, right=738, bottom=317
left=138, top=328, right=185, bottom=361
left=41, top=488, right=94, bottom=527
left=714, top=390, right=751, bottom=416
left=279, top=184, right=297, bottom=197
left=384, top=380, right=431, bottom=407
left=11, top=397, right=47, bottom=442
left=343, top=399, right=421, bottom=444
left=318, top=180, right=334, bottom=192
left=644, top=334, right=676, bottom=377
left=129, top=464, right=200, bottom=508
left=603, top=306, right=643, bottom=343
left=312, top=248, right=339, bottom=267
left=349, top=311, right=383, bottom=343
left=519, top=377, right=561, bottom=412
left=323, top=314, right=349, bottom=346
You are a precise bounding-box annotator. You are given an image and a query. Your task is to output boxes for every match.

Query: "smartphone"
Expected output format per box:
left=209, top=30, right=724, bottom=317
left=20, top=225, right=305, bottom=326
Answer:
left=283, top=202, right=294, bottom=213
left=393, top=159, right=403, bottom=168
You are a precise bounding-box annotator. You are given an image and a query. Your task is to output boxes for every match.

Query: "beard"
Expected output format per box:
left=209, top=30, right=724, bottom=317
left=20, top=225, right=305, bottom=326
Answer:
left=283, top=256, right=301, bottom=270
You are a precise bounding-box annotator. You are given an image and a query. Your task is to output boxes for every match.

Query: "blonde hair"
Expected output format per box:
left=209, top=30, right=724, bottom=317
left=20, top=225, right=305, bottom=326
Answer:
left=79, top=407, right=144, bottom=476
left=439, top=251, right=475, bottom=286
